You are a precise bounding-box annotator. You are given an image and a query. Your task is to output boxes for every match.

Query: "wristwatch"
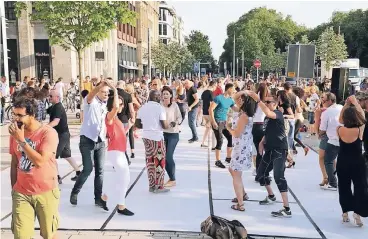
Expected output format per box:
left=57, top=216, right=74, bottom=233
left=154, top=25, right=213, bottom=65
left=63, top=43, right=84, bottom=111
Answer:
left=18, top=140, right=27, bottom=148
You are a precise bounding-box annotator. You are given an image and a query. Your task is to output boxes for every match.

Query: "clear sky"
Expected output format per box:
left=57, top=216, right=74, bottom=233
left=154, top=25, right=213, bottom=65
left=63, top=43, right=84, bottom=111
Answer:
left=170, top=0, right=368, bottom=60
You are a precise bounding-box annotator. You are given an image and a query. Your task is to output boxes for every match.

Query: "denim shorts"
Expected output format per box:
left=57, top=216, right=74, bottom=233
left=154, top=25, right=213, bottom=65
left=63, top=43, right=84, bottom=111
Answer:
left=319, top=134, right=329, bottom=150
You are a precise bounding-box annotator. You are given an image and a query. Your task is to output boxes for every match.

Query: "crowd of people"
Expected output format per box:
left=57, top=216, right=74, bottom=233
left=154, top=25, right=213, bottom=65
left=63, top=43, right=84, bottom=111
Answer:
left=4, top=72, right=368, bottom=239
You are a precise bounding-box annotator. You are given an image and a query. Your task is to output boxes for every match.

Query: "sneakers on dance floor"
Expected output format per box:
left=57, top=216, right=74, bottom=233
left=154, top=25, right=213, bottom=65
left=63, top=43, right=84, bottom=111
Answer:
left=164, top=180, right=176, bottom=187
left=259, top=195, right=276, bottom=205
left=117, top=208, right=134, bottom=216
left=320, top=184, right=337, bottom=191
left=215, top=160, right=226, bottom=168
left=153, top=187, right=170, bottom=193
left=225, top=157, right=231, bottom=164
left=70, top=193, right=78, bottom=205
left=271, top=208, right=292, bottom=218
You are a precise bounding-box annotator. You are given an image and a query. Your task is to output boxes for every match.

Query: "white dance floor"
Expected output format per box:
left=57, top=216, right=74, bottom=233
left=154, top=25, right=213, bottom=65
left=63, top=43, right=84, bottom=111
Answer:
left=1, top=119, right=368, bottom=239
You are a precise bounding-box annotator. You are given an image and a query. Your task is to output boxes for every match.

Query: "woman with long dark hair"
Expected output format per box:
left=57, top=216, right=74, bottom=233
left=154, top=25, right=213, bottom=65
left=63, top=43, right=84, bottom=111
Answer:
left=100, top=86, right=134, bottom=216
left=161, top=86, right=182, bottom=187
left=336, top=96, right=368, bottom=226
left=226, top=93, right=257, bottom=211
left=252, top=83, right=268, bottom=181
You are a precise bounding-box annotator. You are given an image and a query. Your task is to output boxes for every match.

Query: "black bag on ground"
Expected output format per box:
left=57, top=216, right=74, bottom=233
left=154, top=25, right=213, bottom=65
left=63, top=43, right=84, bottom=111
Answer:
left=201, top=215, right=248, bottom=239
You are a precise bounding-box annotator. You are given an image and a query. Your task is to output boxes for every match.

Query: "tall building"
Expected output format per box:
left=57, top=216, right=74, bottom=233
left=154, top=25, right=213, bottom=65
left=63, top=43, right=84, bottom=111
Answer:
left=136, top=1, right=159, bottom=77
left=158, top=1, right=186, bottom=46
left=3, top=1, right=160, bottom=83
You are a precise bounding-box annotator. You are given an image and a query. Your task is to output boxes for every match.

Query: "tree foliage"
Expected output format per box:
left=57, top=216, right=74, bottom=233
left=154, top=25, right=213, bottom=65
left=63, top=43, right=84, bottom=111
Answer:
left=220, top=7, right=307, bottom=74
left=308, top=9, right=368, bottom=67
left=316, top=27, right=348, bottom=72
left=185, top=30, right=214, bottom=63
left=15, top=1, right=136, bottom=53
left=151, top=42, right=194, bottom=75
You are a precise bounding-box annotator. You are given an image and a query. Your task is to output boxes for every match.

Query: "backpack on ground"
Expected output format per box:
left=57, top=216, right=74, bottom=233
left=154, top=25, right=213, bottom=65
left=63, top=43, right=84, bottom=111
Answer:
left=201, top=215, right=249, bottom=239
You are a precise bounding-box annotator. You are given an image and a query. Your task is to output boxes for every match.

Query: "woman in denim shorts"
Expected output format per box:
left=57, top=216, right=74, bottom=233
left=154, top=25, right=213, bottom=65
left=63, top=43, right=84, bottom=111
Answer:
left=315, top=100, right=330, bottom=187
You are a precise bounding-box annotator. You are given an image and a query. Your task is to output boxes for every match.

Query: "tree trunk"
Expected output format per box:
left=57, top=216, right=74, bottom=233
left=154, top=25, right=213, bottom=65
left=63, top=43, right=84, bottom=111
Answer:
left=78, top=50, right=83, bottom=123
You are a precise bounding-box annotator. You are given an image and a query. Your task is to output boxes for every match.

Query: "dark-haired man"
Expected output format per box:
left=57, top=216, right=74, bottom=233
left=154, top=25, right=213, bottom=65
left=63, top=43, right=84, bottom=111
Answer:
left=319, top=92, right=342, bottom=191
left=209, top=83, right=237, bottom=168
left=184, top=79, right=199, bottom=143
left=9, top=97, right=60, bottom=238
left=135, top=90, right=170, bottom=193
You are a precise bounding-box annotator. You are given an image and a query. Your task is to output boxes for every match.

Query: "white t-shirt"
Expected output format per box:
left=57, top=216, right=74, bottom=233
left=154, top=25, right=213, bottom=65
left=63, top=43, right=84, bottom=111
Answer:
left=320, top=104, right=343, bottom=146
left=137, top=101, right=166, bottom=141
left=308, top=93, right=319, bottom=112
left=0, top=81, right=10, bottom=98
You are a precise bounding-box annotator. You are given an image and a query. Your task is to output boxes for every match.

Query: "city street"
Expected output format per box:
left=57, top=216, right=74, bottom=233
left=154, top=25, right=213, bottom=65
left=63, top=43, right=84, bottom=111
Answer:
left=1, top=119, right=367, bottom=239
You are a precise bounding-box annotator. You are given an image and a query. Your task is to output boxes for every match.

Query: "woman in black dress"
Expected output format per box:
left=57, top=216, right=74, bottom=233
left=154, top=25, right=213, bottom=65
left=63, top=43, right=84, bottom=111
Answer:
left=337, top=95, right=368, bottom=226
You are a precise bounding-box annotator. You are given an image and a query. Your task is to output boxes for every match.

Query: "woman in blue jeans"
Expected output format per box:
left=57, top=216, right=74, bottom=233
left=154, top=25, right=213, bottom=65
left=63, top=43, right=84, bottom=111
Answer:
left=161, top=86, right=183, bottom=187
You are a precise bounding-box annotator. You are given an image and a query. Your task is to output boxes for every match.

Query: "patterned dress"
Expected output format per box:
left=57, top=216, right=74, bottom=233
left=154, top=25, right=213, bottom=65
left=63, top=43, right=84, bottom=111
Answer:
left=230, top=112, right=253, bottom=171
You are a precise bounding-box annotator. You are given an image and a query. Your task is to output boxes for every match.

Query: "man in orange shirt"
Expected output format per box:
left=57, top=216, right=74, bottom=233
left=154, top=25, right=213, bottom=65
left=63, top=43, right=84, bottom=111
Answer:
left=9, top=97, right=59, bottom=239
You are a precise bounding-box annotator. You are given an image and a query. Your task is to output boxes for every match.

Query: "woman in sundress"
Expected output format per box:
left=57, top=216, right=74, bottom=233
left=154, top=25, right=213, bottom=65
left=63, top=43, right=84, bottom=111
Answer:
left=226, top=93, right=257, bottom=211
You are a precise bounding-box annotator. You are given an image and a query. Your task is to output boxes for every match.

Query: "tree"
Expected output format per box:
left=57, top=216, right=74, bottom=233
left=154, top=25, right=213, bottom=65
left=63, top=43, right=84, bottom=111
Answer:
left=151, top=42, right=171, bottom=76
left=219, top=7, right=306, bottom=74
left=15, top=1, right=135, bottom=104
left=185, top=30, right=214, bottom=63
left=316, top=27, right=348, bottom=72
left=308, top=10, right=368, bottom=67
left=299, top=35, right=311, bottom=44
left=150, top=41, right=195, bottom=77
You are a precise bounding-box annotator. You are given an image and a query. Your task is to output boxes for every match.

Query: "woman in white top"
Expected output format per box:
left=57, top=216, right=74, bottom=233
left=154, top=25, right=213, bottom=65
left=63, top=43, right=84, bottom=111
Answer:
left=53, top=77, right=65, bottom=102
left=161, top=86, right=183, bottom=187
left=292, top=87, right=309, bottom=156
left=252, top=83, right=268, bottom=182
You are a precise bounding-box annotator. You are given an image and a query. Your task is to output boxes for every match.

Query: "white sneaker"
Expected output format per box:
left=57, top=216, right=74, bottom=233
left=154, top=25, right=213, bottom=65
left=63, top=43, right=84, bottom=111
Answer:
left=252, top=169, right=257, bottom=176
left=321, top=184, right=337, bottom=191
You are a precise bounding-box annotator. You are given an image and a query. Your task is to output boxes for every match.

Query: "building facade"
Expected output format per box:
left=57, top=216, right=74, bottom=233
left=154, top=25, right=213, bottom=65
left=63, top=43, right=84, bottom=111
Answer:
left=158, top=1, right=185, bottom=46
left=136, top=1, right=159, bottom=77
left=2, top=1, right=160, bottom=83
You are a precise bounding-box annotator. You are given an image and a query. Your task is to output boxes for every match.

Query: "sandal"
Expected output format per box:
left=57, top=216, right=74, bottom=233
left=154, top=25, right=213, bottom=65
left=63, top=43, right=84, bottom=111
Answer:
left=319, top=178, right=328, bottom=187
left=231, top=193, right=249, bottom=203
left=231, top=203, right=245, bottom=211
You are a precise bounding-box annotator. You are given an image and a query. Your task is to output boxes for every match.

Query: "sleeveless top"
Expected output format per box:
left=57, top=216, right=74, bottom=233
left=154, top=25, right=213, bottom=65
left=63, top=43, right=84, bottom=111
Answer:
left=105, top=117, right=127, bottom=152
left=338, top=127, right=363, bottom=156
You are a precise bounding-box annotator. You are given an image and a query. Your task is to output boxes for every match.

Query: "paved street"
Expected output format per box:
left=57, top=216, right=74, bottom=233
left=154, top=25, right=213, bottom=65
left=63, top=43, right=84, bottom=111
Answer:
left=1, top=119, right=367, bottom=239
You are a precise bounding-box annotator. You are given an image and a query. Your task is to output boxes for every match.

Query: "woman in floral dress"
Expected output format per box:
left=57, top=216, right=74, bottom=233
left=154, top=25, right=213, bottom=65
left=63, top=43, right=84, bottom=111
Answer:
left=226, top=93, right=257, bottom=211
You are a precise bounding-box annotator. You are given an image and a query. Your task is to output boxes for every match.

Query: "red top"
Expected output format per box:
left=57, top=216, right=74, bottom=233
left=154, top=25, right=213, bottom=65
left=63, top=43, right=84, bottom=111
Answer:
left=9, top=125, right=58, bottom=195
left=106, top=117, right=127, bottom=152
left=213, top=86, right=223, bottom=97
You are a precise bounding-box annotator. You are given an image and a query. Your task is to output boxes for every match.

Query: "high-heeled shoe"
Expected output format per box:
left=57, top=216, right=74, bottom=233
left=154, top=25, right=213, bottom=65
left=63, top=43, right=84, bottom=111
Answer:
left=286, top=161, right=295, bottom=168
left=319, top=178, right=328, bottom=187
left=353, top=213, right=363, bottom=227
left=342, top=213, right=350, bottom=223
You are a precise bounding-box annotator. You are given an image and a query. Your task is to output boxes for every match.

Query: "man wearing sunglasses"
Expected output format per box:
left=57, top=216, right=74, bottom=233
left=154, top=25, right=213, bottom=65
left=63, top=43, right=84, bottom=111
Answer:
left=9, top=97, right=60, bottom=239
left=246, top=91, right=292, bottom=218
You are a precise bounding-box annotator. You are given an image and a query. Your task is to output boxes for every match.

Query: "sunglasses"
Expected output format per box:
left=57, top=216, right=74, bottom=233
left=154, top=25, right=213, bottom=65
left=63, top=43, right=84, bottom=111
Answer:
left=265, top=100, right=275, bottom=104
left=152, top=84, right=157, bottom=86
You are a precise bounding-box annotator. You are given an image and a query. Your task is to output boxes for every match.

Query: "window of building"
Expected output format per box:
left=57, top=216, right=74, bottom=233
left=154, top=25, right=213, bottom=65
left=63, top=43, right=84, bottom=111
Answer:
left=159, top=24, right=162, bottom=35
left=5, top=1, right=16, bottom=20
left=163, top=24, right=167, bottom=36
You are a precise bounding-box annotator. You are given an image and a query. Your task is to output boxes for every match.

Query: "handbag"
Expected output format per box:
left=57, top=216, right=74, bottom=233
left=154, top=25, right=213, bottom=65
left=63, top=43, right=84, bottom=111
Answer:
left=201, top=215, right=249, bottom=239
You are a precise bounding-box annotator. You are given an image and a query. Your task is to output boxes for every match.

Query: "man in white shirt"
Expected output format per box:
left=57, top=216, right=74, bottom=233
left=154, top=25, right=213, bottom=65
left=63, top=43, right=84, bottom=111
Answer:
left=0, top=76, right=10, bottom=125
left=319, top=92, right=343, bottom=191
left=135, top=90, right=171, bottom=193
